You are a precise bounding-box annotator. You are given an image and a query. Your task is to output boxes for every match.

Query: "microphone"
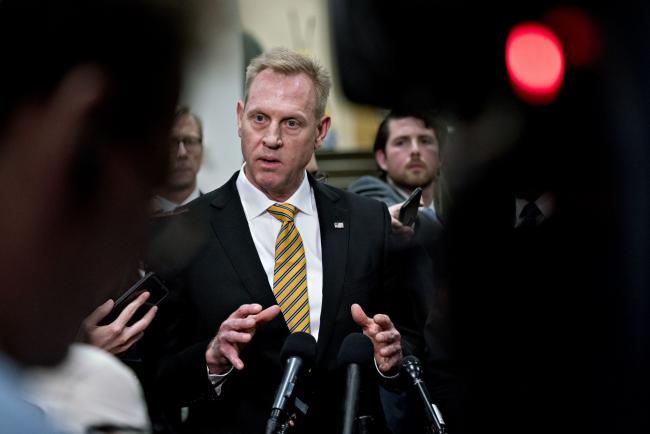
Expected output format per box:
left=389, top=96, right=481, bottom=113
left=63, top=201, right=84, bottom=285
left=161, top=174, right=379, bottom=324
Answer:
left=401, top=355, right=446, bottom=434
left=337, top=333, right=374, bottom=434
left=265, top=332, right=317, bottom=434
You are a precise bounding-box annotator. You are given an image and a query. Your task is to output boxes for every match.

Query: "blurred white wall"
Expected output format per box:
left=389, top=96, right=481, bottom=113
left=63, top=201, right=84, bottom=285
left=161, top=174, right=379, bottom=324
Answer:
left=239, top=0, right=380, bottom=151
left=181, top=0, right=244, bottom=193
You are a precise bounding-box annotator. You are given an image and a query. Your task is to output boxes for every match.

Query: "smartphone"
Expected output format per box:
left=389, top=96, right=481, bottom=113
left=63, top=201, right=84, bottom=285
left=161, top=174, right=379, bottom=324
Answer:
left=398, top=187, right=423, bottom=227
left=98, top=272, right=169, bottom=326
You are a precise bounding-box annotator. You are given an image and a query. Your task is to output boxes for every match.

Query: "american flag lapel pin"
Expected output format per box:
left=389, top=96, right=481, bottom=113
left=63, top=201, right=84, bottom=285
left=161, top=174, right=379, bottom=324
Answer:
left=334, top=221, right=344, bottom=229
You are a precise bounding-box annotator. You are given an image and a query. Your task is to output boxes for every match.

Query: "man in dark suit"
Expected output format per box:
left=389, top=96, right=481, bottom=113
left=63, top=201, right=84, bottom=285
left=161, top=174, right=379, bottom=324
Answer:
left=348, top=110, right=446, bottom=227
left=145, top=48, right=416, bottom=434
left=348, top=111, right=451, bottom=433
left=153, top=106, right=206, bottom=213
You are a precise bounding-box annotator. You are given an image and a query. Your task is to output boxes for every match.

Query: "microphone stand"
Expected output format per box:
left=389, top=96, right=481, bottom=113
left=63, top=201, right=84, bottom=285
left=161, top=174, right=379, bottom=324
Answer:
left=401, top=357, right=446, bottom=434
left=342, top=363, right=362, bottom=434
left=266, top=409, right=291, bottom=434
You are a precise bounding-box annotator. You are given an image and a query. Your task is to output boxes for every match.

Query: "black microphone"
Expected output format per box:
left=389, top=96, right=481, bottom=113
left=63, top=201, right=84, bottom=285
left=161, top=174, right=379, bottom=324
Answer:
left=401, top=355, right=446, bottom=434
left=337, top=333, right=374, bottom=434
left=265, top=332, right=317, bottom=434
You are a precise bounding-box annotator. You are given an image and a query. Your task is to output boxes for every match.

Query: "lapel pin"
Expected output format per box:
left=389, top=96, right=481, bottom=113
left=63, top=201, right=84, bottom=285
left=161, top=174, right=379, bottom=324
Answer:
left=334, top=222, right=344, bottom=229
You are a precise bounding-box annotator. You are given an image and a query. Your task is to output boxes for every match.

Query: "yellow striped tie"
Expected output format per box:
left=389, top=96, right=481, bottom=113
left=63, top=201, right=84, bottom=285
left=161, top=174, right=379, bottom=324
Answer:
left=267, top=203, right=311, bottom=334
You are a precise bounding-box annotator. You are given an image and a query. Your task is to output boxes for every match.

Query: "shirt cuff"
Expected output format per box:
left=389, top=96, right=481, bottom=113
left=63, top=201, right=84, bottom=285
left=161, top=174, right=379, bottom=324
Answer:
left=207, top=365, right=233, bottom=395
left=374, top=358, right=399, bottom=379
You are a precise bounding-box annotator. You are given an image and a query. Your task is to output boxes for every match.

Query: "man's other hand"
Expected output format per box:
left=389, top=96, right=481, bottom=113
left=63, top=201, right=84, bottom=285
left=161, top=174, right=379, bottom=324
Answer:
left=351, top=303, right=403, bottom=374
left=206, top=304, right=281, bottom=374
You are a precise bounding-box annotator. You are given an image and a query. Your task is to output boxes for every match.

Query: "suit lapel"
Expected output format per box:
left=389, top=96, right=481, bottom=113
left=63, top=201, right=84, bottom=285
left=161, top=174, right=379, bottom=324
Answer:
left=208, top=173, right=277, bottom=308
left=312, top=179, right=349, bottom=360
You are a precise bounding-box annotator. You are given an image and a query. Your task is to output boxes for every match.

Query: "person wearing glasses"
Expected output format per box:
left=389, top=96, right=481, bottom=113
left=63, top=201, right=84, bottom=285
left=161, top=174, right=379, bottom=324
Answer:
left=153, top=106, right=205, bottom=213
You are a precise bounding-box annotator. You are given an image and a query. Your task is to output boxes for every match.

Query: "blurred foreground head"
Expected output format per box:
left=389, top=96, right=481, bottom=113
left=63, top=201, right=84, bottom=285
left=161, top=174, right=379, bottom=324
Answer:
left=0, top=0, right=186, bottom=366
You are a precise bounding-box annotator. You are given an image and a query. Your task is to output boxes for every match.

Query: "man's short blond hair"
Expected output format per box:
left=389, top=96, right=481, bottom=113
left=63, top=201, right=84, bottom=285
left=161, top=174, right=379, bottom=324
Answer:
left=244, top=47, right=331, bottom=119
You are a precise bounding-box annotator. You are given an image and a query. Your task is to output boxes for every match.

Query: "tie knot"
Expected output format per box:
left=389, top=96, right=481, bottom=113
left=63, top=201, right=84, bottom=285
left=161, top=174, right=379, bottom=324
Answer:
left=519, top=201, right=542, bottom=227
left=268, top=203, right=298, bottom=223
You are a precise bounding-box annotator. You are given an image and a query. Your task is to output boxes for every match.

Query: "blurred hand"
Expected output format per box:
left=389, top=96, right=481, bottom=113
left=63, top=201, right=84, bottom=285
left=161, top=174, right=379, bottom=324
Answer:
left=388, top=203, right=415, bottom=239
left=206, top=304, right=281, bottom=374
left=351, top=303, right=403, bottom=374
left=82, top=291, right=157, bottom=355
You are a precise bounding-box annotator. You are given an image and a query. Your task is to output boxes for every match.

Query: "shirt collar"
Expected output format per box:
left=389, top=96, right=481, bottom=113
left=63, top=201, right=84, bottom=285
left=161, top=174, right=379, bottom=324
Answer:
left=180, top=185, right=201, bottom=206
left=515, top=192, right=555, bottom=220
left=153, top=185, right=201, bottom=212
left=236, top=163, right=314, bottom=221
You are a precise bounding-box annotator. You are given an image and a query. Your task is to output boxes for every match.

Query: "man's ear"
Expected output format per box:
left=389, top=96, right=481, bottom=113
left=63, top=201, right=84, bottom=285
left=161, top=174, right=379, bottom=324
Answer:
left=375, top=149, right=388, bottom=171
left=236, top=100, right=245, bottom=137
left=0, top=64, right=108, bottom=264
left=55, top=66, right=110, bottom=206
left=33, top=65, right=108, bottom=210
left=315, top=116, right=331, bottom=150
left=40, top=65, right=108, bottom=157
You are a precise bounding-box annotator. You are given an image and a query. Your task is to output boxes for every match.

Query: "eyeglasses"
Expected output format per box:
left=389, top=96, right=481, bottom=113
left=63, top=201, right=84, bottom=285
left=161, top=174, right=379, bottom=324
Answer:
left=170, top=136, right=202, bottom=152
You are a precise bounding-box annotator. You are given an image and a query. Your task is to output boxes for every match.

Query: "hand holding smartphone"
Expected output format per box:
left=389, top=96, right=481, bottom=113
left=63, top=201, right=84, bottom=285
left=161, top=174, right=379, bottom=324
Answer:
left=98, top=272, right=169, bottom=327
left=398, top=187, right=423, bottom=228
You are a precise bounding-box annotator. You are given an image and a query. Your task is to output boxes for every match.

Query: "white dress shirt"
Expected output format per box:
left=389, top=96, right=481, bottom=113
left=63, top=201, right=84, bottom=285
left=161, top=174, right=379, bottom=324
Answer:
left=236, top=165, right=324, bottom=340
left=153, top=185, right=201, bottom=213
left=209, top=167, right=394, bottom=387
left=24, top=344, right=151, bottom=434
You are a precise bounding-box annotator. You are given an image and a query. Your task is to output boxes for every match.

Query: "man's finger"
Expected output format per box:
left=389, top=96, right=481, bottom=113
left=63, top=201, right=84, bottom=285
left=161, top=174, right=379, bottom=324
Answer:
left=121, top=332, right=145, bottom=352
left=364, top=323, right=382, bottom=338
left=225, top=317, right=257, bottom=332
left=379, top=342, right=402, bottom=357
left=253, top=305, right=281, bottom=324
left=84, top=299, right=114, bottom=326
left=221, top=330, right=253, bottom=345
left=373, top=314, right=394, bottom=331
left=374, top=328, right=400, bottom=344
left=232, top=303, right=263, bottom=319
left=221, top=346, right=244, bottom=370
left=392, top=223, right=414, bottom=237
left=116, top=291, right=151, bottom=325
left=126, top=305, right=158, bottom=336
left=351, top=304, right=371, bottom=327
left=388, top=203, right=402, bottom=220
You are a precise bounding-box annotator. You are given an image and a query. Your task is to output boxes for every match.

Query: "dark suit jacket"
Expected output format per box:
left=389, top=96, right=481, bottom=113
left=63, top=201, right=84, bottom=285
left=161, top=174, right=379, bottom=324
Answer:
left=349, top=176, right=451, bottom=433
left=348, top=176, right=407, bottom=206
left=348, top=175, right=443, bottom=254
left=143, top=172, right=418, bottom=434
left=348, top=175, right=445, bottom=358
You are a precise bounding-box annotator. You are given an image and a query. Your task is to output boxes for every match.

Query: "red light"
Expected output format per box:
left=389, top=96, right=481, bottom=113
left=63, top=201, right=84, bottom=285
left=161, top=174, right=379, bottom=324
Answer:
left=506, top=22, right=565, bottom=105
left=544, top=6, right=600, bottom=68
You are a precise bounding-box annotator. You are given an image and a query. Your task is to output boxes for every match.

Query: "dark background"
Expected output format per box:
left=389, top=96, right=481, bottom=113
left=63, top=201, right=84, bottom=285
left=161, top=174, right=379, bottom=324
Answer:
left=331, top=1, right=650, bottom=433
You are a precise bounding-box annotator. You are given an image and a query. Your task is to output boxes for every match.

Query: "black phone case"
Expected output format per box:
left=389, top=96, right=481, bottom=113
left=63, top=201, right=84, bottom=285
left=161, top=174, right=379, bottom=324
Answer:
left=398, top=187, right=423, bottom=227
left=97, top=272, right=169, bottom=326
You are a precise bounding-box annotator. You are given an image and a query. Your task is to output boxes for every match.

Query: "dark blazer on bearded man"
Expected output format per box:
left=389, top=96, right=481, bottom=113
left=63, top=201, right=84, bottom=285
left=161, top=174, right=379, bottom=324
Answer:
left=142, top=172, right=420, bottom=434
left=348, top=175, right=443, bottom=256
left=347, top=175, right=444, bottom=338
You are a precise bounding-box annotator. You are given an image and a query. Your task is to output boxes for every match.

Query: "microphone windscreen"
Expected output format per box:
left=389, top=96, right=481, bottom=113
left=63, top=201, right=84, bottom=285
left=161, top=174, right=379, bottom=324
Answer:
left=337, top=333, right=374, bottom=367
left=280, top=332, right=318, bottom=366
left=400, top=355, right=424, bottom=380
left=401, top=355, right=422, bottom=370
